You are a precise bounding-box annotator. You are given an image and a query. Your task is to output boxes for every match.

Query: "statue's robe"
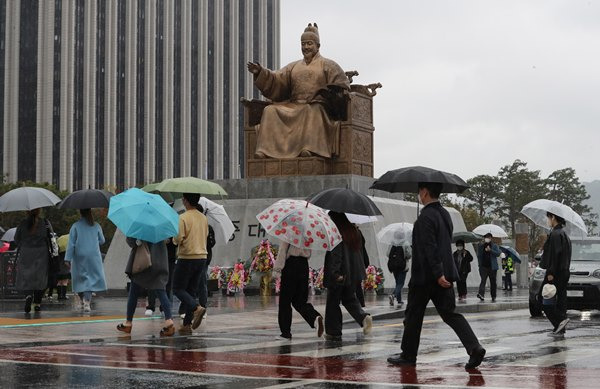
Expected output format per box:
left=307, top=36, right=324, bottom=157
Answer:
left=254, top=53, right=350, bottom=159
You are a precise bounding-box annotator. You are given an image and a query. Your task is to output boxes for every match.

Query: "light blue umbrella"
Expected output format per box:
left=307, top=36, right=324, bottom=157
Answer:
left=108, top=188, right=179, bottom=243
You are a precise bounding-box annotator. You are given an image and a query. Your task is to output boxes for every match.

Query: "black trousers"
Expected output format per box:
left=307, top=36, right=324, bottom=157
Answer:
left=456, top=278, right=468, bottom=297
left=504, top=272, right=513, bottom=291
left=28, top=290, right=44, bottom=304
left=542, top=280, right=568, bottom=330
left=173, top=259, right=204, bottom=326
left=356, top=282, right=365, bottom=308
left=325, top=282, right=367, bottom=337
left=401, top=282, right=481, bottom=361
left=478, top=267, right=497, bottom=299
left=278, top=256, right=321, bottom=337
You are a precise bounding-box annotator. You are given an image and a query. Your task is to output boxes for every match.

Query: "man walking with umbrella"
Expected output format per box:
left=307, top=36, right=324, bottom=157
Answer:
left=172, top=193, right=210, bottom=333
left=387, top=182, right=486, bottom=369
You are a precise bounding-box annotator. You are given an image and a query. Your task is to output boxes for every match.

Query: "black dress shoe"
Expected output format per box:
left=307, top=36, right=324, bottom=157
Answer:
left=465, top=346, right=486, bottom=369
left=387, top=354, right=416, bottom=366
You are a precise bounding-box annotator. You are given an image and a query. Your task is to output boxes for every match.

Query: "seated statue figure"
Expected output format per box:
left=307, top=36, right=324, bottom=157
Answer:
left=247, top=23, right=350, bottom=159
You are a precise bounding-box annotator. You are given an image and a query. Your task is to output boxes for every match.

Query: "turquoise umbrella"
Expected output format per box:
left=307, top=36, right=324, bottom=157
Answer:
left=108, top=188, right=179, bottom=243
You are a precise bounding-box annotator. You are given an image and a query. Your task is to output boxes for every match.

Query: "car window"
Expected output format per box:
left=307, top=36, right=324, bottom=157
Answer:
left=572, top=241, right=600, bottom=261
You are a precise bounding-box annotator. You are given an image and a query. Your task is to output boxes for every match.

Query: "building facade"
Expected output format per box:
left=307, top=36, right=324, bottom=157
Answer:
left=0, top=0, right=280, bottom=191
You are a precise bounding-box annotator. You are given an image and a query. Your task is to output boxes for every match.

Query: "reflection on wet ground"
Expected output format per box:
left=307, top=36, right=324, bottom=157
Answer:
left=0, top=292, right=598, bottom=388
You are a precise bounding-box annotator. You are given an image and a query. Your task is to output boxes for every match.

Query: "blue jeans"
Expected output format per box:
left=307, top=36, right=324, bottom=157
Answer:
left=127, top=282, right=172, bottom=321
left=394, top=271, right=407, bottom=302
left=173, top=259, right=207, bottom=325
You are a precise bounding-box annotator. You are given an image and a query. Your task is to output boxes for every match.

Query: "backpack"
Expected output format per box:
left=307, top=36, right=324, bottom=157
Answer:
left=387, top=245, right=407, bottom=273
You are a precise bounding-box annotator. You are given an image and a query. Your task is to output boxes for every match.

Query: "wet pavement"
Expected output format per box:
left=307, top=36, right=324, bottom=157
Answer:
left=1, top=289, right=598, bottom=388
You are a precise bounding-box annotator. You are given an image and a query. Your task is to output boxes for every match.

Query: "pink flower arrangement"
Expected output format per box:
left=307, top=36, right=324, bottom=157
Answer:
left=227, top=262, right=247, bottom=293
left=314, top=267, right=325, bottom=290
left=362, top=265, right=385, bottom=290
left=250, top=239, right=277, bottom=273
left=209, top=266, right=224, bottom=288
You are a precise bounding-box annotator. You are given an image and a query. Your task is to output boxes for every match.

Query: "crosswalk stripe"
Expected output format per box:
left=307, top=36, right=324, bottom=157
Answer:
left=505, top=347, right=600, bottom=367
left=286, top=343, right=394, bottom=358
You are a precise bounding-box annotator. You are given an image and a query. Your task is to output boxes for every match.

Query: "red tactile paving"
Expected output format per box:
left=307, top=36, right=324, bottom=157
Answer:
left=1, top=343, right=595, bottom=388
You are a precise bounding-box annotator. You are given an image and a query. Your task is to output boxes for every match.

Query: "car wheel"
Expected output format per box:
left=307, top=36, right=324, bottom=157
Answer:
left=529, top=299, right=543, bottom=317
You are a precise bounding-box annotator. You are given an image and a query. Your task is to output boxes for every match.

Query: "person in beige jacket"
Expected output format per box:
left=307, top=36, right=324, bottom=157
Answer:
left=172, top=193, right=209, bottom=333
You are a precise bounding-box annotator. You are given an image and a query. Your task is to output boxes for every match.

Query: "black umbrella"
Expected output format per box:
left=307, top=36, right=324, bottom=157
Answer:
left=452, top=231, right=483, bottom=244
left=58, top=189, right=114, bottom=209
left=370, top=166, right=469, bottom=194
left=306, top=188, right=383, bottom=216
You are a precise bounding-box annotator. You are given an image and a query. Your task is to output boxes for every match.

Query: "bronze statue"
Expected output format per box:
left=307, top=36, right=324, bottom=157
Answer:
left=247, top=23, right=350, bottom=159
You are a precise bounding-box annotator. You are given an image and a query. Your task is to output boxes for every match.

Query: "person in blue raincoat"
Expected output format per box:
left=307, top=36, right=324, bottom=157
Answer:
left=65, top=209, right=106, bottom=312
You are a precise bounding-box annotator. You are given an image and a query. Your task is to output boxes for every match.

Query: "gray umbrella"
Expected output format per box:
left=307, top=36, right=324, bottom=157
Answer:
left=0, top=187, right=62, bottom=212
left=58, top=189, right=114, bottom=209
left=1, top=227, right=16, bottom=242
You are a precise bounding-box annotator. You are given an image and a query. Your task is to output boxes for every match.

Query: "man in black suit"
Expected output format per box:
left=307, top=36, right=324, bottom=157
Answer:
left=387, top=182, right=486, bottom=369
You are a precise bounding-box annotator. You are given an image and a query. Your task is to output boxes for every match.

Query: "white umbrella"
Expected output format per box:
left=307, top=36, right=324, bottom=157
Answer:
left=198, top=197, right=235, bottom=245
left=346, top=213, right=379, bottom=225
left=377, top=223, right=413, bottom=245
left=473, top=224, right=508, bottom=238
left=521, top=199, right=587, bottom=236
left=1, top=227, right=16, bottom=242
left=0, top=187, right=61, bottom=212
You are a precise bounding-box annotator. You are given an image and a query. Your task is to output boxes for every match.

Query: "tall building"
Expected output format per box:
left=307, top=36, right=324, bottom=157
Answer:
left=0, top=0, right=280, bottom=191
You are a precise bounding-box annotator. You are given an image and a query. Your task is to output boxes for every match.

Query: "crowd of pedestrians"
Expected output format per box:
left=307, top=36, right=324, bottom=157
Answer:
left=9, top=182, right=573, bottom=371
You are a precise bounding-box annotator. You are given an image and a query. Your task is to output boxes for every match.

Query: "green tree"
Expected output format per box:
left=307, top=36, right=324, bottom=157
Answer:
left=546, top=167, right=598, bottom=233
left=460, top=175, right=499, bottom=219
left=495, top=160, right=547, bottom=238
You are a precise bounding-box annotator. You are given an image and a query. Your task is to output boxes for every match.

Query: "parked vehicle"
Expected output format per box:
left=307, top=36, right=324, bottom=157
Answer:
left=529, top=237, right=600, bottom=316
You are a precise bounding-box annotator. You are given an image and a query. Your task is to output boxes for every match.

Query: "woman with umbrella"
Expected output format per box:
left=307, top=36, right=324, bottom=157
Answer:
left=14, top=208, right=53, bottom=313
left=324, top=212, right=372, bottom=341
left=117, top=237, right=175, bottom=337
left=65, top=209, right=106, bottom=312
left=258, top=199, right=336, bottom=340
left=1, top=187, right=62, bottom=313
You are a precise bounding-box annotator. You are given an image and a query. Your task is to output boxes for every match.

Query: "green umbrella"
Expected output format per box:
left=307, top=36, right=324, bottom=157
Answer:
left=452, top=231, right=483, bottom=244
left=154, top=177, right=227, bottom=196
left=141, top=183, right=176, bottom=203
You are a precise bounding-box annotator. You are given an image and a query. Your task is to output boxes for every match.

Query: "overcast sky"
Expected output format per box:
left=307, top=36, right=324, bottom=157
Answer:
left=280, top=0, right=600, bottom=183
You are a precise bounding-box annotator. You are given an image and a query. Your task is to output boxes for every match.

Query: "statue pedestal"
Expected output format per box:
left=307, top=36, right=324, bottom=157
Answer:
left=247, top=156, right=332, bottom=177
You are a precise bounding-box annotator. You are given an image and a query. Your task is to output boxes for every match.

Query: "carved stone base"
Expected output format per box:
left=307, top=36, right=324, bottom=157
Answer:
left=247, top=157, right=333, bottom=177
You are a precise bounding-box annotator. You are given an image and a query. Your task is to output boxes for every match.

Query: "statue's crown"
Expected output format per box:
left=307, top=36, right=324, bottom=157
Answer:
left=301, top=23, right=320, bottom=43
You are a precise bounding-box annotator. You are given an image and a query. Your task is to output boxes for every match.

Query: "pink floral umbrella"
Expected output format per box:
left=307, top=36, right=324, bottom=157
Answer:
left=256, top=199, right=342, bottom=251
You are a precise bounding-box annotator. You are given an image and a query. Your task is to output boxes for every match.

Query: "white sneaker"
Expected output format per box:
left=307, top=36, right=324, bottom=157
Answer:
left=388, top=295, right=395, bottom=306
left=145, top=309, right=154, bottom=317
left=554, top=318, right=570, bottom=334
left=362, top=315, right=373, bottom=335
left=83, top=302, right=91, bottom=313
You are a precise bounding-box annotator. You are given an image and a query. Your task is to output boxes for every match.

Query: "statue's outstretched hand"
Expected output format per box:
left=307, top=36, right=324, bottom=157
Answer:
left=247, top=61, right=262, bottom=75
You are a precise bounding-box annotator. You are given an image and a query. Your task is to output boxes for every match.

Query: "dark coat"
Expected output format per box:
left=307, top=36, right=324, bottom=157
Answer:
left=409, top=201, right=459, bottom=286
left=125, top=238, right=169, bottom=290
left=477, top=242, right=501, bottom=270
left=324, top=241, right=366, bottom=288
left=453, top=249, right=473, bottom=279
left=15, top=218, right=50, bottom=291
left=539, top=225, right=571, bottom=284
